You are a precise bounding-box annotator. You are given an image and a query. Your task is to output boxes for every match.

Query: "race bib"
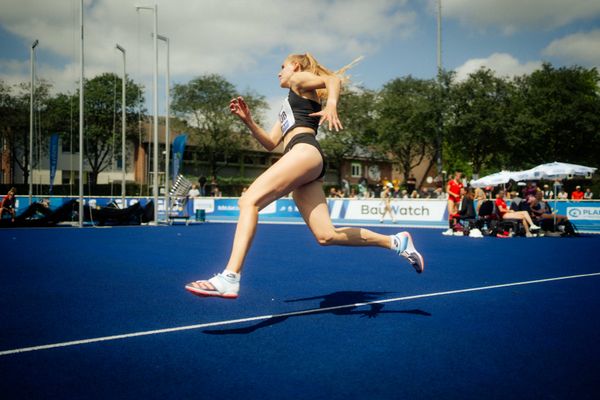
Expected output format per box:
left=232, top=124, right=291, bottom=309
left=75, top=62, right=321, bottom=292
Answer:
left=279, top=96, right=295, bottom=136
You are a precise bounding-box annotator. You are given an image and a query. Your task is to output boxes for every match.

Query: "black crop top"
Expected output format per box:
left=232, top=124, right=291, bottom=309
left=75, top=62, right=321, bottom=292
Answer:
left=278, top=90, right=322, bottom=137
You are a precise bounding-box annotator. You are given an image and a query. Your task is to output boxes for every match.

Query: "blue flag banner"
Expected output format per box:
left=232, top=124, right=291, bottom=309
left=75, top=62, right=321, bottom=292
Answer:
left=171, top=134, right=188, bottom=182
left=49, top=133, right=59, bottom=194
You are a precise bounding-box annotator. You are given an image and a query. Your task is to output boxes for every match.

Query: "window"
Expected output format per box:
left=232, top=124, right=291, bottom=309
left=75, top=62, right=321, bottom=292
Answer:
left=351, top=162, right=362, bottom=178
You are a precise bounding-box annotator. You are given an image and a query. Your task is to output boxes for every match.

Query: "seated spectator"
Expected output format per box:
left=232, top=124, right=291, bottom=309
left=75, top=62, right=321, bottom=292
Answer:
left=529, top=191, right=569, bottom=226
left=542, top=184, right=553, bottom=200
left=188, top=184, right=201, bottom=198
left=571, top=186, right=584, bottom=200
left=432, top=187, right=445, bottom=199
left=474, top=187, right=487, bottom=213
left=495, top=190, right=541, bottom=237
left=557, top=190, right=568, bottom=199
left=584, top=188, right=593, bottom=200
left=349, top=188, right=357, bottom=199
left=459, top=187, right=476, bottom=220
left=401, top=190, right=408, bottom=199
left=211, top=185, right=222, bottom=197
left=1, top=187, right=17, bottom=222
left=509, top=191, right=524, bottom=211
left=410, top=190, right=420, bottom=199
left=328, top=187, right=343, bottom=198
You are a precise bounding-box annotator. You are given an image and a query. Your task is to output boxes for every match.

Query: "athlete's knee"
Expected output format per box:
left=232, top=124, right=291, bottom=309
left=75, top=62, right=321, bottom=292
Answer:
left=237, top=194, right=259, bottom=212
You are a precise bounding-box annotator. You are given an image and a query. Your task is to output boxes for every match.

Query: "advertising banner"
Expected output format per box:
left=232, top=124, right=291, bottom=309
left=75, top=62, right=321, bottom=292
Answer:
left=171, top=134, right=188, bottom=181
left=48, top=133, right=59, bottom=193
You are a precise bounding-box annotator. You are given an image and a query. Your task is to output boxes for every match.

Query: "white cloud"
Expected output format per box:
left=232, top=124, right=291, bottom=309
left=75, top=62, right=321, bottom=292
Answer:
left=454, top=53, right=542, bottom=81
left=542, top=29, right=600, bottom=66
left=435, top=0, right=600, bottom=34
left=0, top=0, right=417, bottom=97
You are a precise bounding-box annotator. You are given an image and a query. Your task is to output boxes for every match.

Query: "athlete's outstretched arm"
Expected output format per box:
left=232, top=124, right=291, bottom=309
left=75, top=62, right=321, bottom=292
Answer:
left=230, top=96, right=283, bottom=151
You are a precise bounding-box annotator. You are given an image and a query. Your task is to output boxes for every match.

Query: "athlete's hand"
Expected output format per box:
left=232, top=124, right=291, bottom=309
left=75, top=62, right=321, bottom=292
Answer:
left=310, top=103, right=343, bottom=132
left=229, top=96, right=252, bottom=122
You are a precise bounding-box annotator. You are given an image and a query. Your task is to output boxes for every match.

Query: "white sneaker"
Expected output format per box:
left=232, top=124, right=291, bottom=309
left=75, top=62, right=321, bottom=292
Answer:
left=442, top=228, right=453, bottom=236
left=469, top=229, right=483, bottom=238
left=185, top=271, right=240, bottom=299
left=453, top=231, right=464, bottom=236
left=391, top=232, right=424, bottom=274
left=530, top=224, right=541, bottom=231
left=525, top=232, right=534, bottom=238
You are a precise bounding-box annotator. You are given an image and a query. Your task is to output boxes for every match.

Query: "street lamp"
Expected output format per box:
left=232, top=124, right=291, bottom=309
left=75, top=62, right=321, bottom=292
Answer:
left=136, top=4, right=159, bottom=224
left=78, top=0, right=85, bottom=227
left=116, top=44, right=126, bottom=208
left=156, top=33, right=170, bottom=219
left=29, top=39, right=39, bottom=204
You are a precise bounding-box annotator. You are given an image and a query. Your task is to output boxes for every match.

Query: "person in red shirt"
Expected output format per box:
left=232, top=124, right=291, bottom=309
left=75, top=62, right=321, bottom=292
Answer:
left=495, top=190, right=540, bottom=237
left=0, top=187, right=17, bottom=223
left=571, top=186, right=584, bottom=201
left=443, top=170, right=463, bottom=235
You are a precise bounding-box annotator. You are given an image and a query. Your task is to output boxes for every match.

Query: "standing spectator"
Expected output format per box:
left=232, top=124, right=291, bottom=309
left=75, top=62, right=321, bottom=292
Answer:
left=1, top=187, right=17, bottom=223
left=188, top=184, right=201, bottom=198
left=571, top=186, right=584, bottom=201
left=198, top=176, right=208, bottom=196
left=341, top=176, right=350, bottom=198
left=543, top=184, right=553, bottom=200
left=357, top=177, right=368, bottom=199
left=406, top=174, right=417, bottom=194
left=379, top=183, right=396, bottom=223
left=584, top=188, right=593, bottom=199
left=444, top=170, right=463, bottom=235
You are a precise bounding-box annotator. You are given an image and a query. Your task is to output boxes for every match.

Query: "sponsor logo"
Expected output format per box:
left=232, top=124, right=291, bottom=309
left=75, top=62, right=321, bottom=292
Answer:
left=567, top=207, right=600, bottom=220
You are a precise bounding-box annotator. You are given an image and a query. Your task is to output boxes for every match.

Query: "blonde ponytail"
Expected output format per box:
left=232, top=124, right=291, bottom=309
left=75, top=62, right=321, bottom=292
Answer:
left=286, top=53, right=363, bottom=101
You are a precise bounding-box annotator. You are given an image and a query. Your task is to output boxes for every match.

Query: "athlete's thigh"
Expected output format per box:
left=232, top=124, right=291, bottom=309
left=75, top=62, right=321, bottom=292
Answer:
left=293, top=180, right=335, bottom=236
left=242, top=144, right=323, bottom=210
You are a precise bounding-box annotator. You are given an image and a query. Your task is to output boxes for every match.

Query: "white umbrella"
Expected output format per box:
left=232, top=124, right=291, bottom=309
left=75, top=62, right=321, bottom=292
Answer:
left=470, top=170, right=516, bottom=188
left=529, top=161, right=596, bottom=179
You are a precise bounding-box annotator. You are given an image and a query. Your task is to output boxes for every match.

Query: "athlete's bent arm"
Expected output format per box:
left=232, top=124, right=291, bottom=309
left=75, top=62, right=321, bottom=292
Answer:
left=230, top=96, right=282, bottom=151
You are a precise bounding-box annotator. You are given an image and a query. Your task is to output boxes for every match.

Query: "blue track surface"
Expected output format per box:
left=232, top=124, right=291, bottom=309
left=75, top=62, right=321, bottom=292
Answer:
left=1, top=224, right=600, bottom=399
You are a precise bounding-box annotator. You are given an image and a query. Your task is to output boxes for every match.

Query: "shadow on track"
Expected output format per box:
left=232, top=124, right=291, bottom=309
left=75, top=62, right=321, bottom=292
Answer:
left=203, top=291, right=431, bottom=335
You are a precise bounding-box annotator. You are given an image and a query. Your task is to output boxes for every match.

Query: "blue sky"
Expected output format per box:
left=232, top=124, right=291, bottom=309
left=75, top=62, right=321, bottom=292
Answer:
left=1, top=0, right=600, bottom=124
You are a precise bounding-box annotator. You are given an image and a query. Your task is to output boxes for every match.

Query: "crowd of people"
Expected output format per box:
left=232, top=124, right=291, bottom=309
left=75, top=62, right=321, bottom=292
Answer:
left=441, top=178, right=583, bottom=238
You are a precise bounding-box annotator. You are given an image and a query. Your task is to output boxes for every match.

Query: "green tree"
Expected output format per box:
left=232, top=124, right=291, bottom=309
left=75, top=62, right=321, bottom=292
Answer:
left=0, top=79, right=51, bottom=184
left=511, top=63, right=600, bottom=168
left=171, top=74, right=268, bottom=178
left=319, top=87, right=376, bottom=185
left=46, top=73, right=146, bottom=188
left=373, top=76, right=438, bottom=184
left=446, top=68, right=516, bottom=175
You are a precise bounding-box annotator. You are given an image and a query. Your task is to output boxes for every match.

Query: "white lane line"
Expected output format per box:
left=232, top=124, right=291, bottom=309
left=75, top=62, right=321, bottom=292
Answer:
left=2, top=271, right=599, bottom=357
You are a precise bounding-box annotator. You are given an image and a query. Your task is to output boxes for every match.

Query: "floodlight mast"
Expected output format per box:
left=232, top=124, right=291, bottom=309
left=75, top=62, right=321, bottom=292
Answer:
left=156, top=34, right=170, bottom=219
left=116, top=44, right=126, bottom=208
left=79, top=0, right=84, bottom=227
left=136, top=4, right=159, bottom=224
left=29, top=39, right=39, bottom=205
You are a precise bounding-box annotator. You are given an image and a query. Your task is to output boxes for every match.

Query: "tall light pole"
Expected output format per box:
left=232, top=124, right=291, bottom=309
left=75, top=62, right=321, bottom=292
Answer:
left=136, top=4, right=159, bottom=224
left=29, top=39, right=39, bottom=205
left=436, top=0, right=443, bottom=179
left=78, top=0, right=84, bottom=227
left=156, top=33, right=170, bottom=219
left=116, top=44, right=127, bottom=208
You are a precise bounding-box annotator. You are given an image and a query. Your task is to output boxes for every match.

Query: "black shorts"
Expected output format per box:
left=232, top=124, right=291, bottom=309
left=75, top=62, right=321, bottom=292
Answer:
left=284, top=133, right=326, bottom=180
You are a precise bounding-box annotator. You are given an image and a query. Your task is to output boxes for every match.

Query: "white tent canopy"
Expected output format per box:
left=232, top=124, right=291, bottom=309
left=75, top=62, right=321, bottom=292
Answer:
left=469, top=162, right=596, bottom=188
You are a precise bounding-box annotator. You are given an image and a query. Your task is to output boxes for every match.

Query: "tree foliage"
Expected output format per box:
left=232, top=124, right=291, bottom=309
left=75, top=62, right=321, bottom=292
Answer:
left=171, top=74, right=268, bottom=178
left=319, top=87, right=376, bottom=184
left=373, top=76, right=438, bottom=183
